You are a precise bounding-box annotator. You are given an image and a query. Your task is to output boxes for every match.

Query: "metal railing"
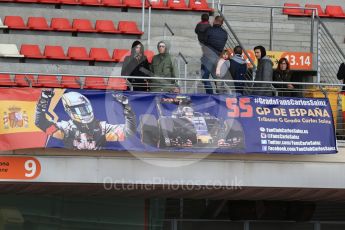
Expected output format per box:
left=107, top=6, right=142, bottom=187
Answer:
left=217, top=3, right=345, bottom=86
left=316, top=17, right=345, bottom=84
left=2, top=71, right=345, bottom=141
left=163, top=23, right=175, bottom=40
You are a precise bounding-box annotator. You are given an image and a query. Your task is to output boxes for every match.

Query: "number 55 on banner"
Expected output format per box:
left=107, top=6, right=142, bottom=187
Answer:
left=0, top=157, right=41, bottom=180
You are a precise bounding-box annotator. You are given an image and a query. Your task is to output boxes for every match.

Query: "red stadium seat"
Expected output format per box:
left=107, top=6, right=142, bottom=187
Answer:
left=189, top=0, right=212, bottom=12
left=84, top=77, right=107, bottom=89
left=107, top=77, right=127, bottom=90
left=89, top=48, right=113, bottom=62
left=15, top=0, right=38, bottom=3
left=72, top=19, right=96, bottom=32
left=148, top=0, right=169, bottom=9
left=51, top=18, right=76, bottom=32
left=80, top=0, right=102, bottom=5
left=118, top=21, right=143, bottom=35
left=61, top=76, right=81, bottom=88
left=123, top=0, right=143, bottom=8
left=283, top=3, right=307, bottom=16
left=4, top=16, right=28, bottom=30
left=44, top=46, right=70, bottom=60
left=67, top=47, right=92, bottom=60
left=39, top=0, right=59, bottom=4
left=144, top=50, right=154, bottom=63
left=0, top=74, right=15, bottom=86
left=14, top=74, right=38, bottom=87
left=103, top=0, right=124, bottom=7
left=27, top=17, right=52, bottom=31
left=37, top=75, right=61, bottom=88
left=325, top=5, right=345, bottom=18
left=113, top=49, right=130, bottom=62
left=167, top=0, right=191, bottom=11
left=95, top=20, right=119, bottom=33
left=20, top=44, right=45, bottom=59
left=59, top=0, right=80, bottom=4
left=305, top=4, right=329, bottom=17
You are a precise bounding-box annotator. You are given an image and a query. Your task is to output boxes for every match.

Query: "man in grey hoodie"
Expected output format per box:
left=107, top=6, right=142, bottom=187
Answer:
left=253, top=45, right=273, bottom=96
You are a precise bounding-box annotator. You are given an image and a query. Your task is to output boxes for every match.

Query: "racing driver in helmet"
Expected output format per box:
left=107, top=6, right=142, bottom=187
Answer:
left=35, top=89, right=136, bottom=150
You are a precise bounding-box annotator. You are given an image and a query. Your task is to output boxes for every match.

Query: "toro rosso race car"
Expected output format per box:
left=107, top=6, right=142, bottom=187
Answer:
left=139, top=96, right=245, bottom=149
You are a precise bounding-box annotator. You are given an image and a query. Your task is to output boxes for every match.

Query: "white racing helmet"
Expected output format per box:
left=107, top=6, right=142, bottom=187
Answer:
left=61, top=92, right=94, bottom=124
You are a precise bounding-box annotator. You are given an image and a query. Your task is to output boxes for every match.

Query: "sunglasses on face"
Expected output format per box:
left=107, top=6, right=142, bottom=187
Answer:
left=159, top=45, right=166, bottom=48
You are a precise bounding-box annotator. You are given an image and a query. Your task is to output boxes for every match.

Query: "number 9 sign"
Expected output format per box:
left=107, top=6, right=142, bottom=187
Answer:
left=0, top=157, right=41, bottom=180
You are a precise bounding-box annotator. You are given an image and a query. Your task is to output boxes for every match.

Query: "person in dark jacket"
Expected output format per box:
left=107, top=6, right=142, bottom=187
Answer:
left=121, top=40, right=150, bottom=91
left=252, top=45, right=273, bottom=96
left=195, top=13, right=211, bottom=44
left=337, top=62, right=345, bottom=91
left=200, top=16, right=228, bottom=94
left=229, top=46, right=247, bottom=95
left=273, top=57, right=294, bottom=97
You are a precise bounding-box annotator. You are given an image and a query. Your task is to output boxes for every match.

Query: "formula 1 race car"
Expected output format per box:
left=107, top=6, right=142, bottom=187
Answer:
left=139, top=96, right=245, bottom=149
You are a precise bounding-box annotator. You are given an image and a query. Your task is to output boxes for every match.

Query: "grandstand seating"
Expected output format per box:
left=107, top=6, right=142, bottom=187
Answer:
left=27, top=17, right=52, bottom=31
left=117, top=21, right=143, bottom=35
left=37, top=75, right=61, bottom=88
left=89, top=48, right=113, bottom=62
left=167, top=0, right=191, bottom=11
left=14, top=74, right=38, bottom=87
left=67, top=47, right=93, bottom=61
left=72, top=19, right=97, bottom=33
left=4, top=16, right=28, bottom=30
left=2, top=16, right=142, bottom=35
left=304, top=4, right=329, bottom=17
left=44, top=46, right=70, bottom=60
left=20, top=44, right=46, bottom=59
left=95, top=20, right=118, bottom=33
left=189, top=0, right=213, bottom=12
left=284, top=3, right=345, bottom=19
left=84, top=77, right=107, bottom=89
left=61, top=76, right=82, bottom=88
left=149, top=0, right=169, bottom=9
left=283, top=3, right=307, bottom=16
left=144, top=50, right=154, bottom=63
left=107, top=77, right=127, bottom=90
left=325, top=5, right=345, bottom=18
left=0, top=44, right=24, bottom=58
left=0, top=19, right=8, bottom=29
left=0, top=74, right=15, bottom=86
left=113, top=49, right=130, bottom=62
left=50, top=18, right=75, bottom=32
left=0, top=0, right=213, bottom=11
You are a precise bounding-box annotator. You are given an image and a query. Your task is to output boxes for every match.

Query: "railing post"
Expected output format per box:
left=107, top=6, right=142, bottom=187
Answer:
left=310, top=9, right=315, bottom=53
left=141, top=0, right=145, bottom=33
left=184, top=62, right=188, bottom=93
left=317, top=19, right=321, bottom=83
left=270, top=8, right=274, bottom=50
left=148, top=6, right=151, bottom=47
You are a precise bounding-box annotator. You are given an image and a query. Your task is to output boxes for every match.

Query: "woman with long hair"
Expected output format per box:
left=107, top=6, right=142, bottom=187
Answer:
left=273, top=57, right=294, bottom=97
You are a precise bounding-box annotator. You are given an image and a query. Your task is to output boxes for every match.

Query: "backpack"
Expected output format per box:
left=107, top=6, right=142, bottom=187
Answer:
left=230, top=59, right=247, bottom=81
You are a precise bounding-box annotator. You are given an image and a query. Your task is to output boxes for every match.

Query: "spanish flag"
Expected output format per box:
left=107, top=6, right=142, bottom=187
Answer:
left=0, top=88, right=48, bottom=151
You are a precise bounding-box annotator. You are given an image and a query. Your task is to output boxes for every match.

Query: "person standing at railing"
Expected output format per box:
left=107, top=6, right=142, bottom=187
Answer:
left=253, top=45, right=273, bottom=96
left=229, top=46, right=247, bottom=95
left=149, top=41, right=179, bottom=93
left=273, top=57, right=294, bottom=97
left=200, top=15, right=228, bottom=94
left=215, top=49, right=232, bottom=94
left=337, top=62, right=345, bottom=91
left=195, top=13, right=211, bottom=44
left=121, top=40, right=151, bottom=92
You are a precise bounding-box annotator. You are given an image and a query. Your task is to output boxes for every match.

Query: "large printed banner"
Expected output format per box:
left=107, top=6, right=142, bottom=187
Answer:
left=0, top=88, right=336, bottom=154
